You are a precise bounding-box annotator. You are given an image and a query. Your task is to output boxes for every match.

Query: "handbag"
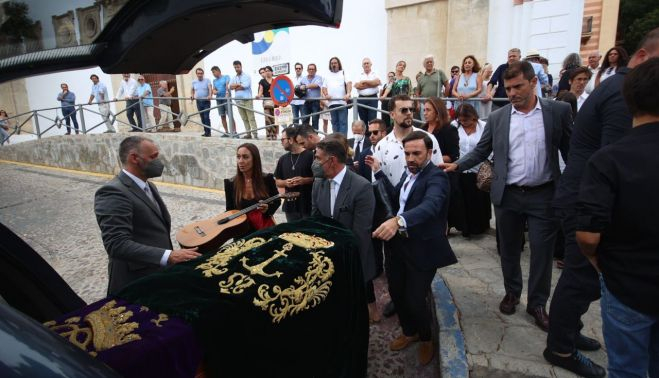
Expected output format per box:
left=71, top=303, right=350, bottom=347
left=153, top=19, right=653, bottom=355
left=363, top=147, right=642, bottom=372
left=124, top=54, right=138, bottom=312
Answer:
left=476, top=159, right=493, bottom=192
left=263, top=99, right=275, bottom=109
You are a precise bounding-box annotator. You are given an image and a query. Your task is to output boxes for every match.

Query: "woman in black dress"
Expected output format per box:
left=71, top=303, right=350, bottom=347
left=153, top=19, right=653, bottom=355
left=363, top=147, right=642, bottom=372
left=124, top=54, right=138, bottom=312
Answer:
left=454, top=104, right=491, bottom=236
left=224, top=143, right=280, bottom=235
left=421, top=97, right=462, bottom=231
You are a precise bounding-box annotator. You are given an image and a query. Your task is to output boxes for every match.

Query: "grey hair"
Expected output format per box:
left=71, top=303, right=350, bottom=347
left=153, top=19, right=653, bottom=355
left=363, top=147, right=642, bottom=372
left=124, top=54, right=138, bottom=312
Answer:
left=562, top=53, right=582, bottom=69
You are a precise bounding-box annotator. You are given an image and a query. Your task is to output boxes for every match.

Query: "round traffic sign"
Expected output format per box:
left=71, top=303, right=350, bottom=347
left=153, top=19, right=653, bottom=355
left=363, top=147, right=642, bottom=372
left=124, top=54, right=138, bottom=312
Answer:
left=270, top=75, right=295, bottom=106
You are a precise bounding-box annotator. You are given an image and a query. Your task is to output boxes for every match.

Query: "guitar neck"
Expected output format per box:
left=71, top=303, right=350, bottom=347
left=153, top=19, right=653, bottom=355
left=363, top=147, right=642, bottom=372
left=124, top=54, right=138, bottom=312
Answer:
left=226, top=193, right=283, bottom=220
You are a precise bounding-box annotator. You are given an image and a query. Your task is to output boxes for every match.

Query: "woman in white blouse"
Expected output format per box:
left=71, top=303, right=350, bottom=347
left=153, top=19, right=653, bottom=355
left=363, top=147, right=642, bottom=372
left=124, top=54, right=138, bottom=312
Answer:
left=454, top=104, right=491, bottom=237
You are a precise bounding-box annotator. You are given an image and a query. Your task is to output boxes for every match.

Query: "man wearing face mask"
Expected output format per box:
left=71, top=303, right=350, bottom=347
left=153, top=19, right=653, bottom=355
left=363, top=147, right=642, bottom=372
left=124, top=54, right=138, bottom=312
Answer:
left=94, top=136, right=201, bottom=295
left=348, top=120, right=371, bottom=171
left=372, top=131, right=456, bottom=365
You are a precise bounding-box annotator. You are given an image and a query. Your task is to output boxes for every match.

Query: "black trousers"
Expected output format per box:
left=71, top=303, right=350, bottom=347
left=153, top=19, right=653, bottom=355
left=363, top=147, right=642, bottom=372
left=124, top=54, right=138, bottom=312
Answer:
left=384, top=235, right=436, bottom=341
left=494, top=184, right=558, bottom=308
left=547, top=208, right=601, bottom=354
left=125, top=99, right=143, bottom=131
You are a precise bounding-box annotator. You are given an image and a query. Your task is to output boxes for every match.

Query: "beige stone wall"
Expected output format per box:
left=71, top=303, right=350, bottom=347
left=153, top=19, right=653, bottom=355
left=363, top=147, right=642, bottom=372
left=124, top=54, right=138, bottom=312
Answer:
left=598, top=0, right=620, bottom=53
left=0, top=78, right=33, bottom=132
left=385, top=0, right=489, bottom=80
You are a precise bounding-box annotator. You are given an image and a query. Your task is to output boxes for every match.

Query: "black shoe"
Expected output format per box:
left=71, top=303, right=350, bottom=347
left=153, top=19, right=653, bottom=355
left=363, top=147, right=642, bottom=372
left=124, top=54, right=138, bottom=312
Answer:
left=543, top=348, right=605, bottom=378
left=575, top=333, right=601, bottom=351
left=129, top=129, right=140, bottom=132
left=499, top=293, right=520, bottom=315
left=201, top=133, right=211, bottom=137
left=382, top=301, right=396, bottom=318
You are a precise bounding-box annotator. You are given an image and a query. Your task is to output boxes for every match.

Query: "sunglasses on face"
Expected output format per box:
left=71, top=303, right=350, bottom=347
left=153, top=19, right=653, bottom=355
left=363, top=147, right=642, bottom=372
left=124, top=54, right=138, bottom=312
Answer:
left=365, top=130, right=381, bottom=136
left=399, top=107, right=414, bottom=114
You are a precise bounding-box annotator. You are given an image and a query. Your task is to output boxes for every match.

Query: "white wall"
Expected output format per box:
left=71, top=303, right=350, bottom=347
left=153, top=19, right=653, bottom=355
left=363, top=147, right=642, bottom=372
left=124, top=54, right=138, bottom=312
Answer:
left=487, top=0, right=584, bottom=78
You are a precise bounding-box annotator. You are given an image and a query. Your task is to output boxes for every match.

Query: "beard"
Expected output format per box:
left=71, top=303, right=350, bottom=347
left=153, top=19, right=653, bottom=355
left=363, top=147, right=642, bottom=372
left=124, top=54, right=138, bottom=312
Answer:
left=399, top=118, right=413, bottom=128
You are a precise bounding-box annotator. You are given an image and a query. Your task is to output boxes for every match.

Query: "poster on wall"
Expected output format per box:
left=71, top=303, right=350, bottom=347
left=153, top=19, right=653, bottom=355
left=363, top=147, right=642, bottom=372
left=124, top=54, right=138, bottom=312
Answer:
left=252, top=28, right=291, bottom=76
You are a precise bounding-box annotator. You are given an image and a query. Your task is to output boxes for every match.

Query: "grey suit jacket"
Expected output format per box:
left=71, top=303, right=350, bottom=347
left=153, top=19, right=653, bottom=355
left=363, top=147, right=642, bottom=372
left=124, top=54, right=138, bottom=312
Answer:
left=94, top=171, right=173, bottom=295
left=455, top=98, right=572, bottom=206
left=311, top=168, right=376, bottom=282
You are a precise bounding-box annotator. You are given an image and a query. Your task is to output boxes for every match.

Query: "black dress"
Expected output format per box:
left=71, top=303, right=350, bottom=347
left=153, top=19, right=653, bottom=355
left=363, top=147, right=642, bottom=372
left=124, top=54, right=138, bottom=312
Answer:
left=224, top=173, right=280, bottom=234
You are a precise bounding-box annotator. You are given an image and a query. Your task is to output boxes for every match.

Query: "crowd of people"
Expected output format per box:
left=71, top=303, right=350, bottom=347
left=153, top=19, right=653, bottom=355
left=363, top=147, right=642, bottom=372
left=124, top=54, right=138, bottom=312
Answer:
left=68, top=26, right=659, bottom=377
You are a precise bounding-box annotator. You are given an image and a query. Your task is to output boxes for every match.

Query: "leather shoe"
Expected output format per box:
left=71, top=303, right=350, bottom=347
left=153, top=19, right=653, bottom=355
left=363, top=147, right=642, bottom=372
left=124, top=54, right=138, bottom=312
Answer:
left=383, top=301, right=396, bottom=318
left=389, top=333, right=418, bottom=351
left=499, top=293, right=519, bottom=315
left=526, top=306, right=549, bottom=332
left=418, top=341, right=434, bottom=365
left=543, top=348, right=605, bottom=378
left=575, top=333, right=601, bottom=351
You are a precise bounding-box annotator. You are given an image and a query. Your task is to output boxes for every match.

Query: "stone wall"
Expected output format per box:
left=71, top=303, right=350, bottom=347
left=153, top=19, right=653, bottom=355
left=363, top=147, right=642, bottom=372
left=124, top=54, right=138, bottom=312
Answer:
left=0, top=134, right=285, bottom=190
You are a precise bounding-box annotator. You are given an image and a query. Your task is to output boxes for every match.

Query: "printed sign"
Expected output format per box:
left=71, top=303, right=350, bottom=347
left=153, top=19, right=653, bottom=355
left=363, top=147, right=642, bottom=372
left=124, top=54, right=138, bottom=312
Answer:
left=271, top=75, right=295, bottom=106
left=274, top=106, right=293, bottom=125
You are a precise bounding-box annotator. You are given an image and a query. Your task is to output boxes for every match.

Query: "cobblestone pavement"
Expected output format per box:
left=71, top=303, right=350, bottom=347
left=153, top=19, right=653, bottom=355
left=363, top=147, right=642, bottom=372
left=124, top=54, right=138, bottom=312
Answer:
left=0, top=161, right=607, bottom=377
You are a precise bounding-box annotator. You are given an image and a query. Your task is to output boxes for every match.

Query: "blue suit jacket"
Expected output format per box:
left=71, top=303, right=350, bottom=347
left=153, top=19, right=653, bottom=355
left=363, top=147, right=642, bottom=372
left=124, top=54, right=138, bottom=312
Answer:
left=375, top=163, right=457, bottom=271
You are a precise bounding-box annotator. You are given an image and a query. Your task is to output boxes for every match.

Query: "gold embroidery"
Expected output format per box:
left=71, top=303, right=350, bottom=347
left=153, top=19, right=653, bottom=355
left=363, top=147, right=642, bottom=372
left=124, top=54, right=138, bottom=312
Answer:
left=253, top=251, right=334, bottom=323
left=241, top=242, right=293, bottom=278
left=44, top=300, right=142, bottom=355
left=150, top=314, right=169, bottom=327
left=219, top=272, right=256, bottom=294
left=140, top=306, right=150, bottom=312
left=196, top=237, right=270, bottom=277
left=279, top=232, right=335, bottom=250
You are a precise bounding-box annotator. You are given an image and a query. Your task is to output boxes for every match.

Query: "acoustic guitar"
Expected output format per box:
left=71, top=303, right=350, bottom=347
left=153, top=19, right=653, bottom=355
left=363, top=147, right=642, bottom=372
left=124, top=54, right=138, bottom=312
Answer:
left=176, top=192, right=299, bottom=253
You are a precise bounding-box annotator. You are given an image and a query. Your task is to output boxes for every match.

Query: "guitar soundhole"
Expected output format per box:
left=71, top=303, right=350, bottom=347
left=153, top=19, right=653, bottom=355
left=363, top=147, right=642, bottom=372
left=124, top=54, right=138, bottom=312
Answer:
left=194, top=226, right=207, bottom=237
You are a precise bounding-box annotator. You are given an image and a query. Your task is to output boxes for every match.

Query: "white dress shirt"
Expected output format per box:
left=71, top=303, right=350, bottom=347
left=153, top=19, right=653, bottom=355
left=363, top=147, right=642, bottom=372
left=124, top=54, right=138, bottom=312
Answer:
left=122, top=169, right=171, bottom=266
left=457, top=119, right=487, bottom=173
left=372, top=127, right=442, bottom=185
left=576, top=92, right=589, bottom=111
left=116, top=78, right=138, bottom=99
left=506, top=99, right=551, bottom=186
left=329, top=166, right=347, bottom=216
left=585, top=66, right=600, bottom=94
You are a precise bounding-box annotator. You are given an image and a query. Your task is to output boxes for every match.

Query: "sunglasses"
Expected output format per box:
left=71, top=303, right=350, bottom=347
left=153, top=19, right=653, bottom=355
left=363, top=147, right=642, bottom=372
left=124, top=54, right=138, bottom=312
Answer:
left=365, top=130, right=381, bottom=136
left=451, top=70, right=459, bottom=74
left=399, top=107, right=414, bottom=114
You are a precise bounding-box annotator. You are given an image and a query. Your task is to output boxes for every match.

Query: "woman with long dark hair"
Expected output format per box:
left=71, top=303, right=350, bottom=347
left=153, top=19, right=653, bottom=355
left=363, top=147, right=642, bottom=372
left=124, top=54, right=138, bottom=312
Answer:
left=257, top=66, right=277, bottom=140
left=224, top=143, right=280, bottom=233
left=595, top=46, right=629, bottom=87
left=454, top=104, right=491, bottom=237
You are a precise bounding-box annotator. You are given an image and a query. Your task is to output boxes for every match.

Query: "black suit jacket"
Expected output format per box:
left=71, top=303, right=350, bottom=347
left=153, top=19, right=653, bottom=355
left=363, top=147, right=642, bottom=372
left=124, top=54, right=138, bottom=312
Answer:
left=348, top=137, right=371, bottom=159
left=375, top=163, right=457, bottom=271
left=94, top=171, right=173, bottom=295
left=357, top=146, right=373, bottom=182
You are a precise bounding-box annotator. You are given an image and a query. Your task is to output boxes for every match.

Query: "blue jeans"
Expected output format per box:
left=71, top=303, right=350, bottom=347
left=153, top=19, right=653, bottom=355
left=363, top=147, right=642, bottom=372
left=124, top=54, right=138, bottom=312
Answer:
left=61, top=106, right=79, bottom=133
left=600, top=275, right=659, bottom=378
left=329, top=104, right=348, bottom=135
left=196, top=99, right=211, bottom=135
left=291, top=103, right=303, bottom=123
left=302, top=100, right=320, bottom=130
left=215, top=98, right=227, bottom=116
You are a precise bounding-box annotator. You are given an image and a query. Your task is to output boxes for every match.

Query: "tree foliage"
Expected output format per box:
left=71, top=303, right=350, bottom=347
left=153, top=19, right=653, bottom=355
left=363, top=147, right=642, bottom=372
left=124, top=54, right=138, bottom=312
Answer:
left=619, top=0, right=659, bottom=53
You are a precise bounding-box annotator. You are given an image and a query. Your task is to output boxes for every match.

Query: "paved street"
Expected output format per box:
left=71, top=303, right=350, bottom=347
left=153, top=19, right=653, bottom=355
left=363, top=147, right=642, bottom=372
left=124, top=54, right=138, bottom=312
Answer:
left=0, top=160, right=607, bottom=377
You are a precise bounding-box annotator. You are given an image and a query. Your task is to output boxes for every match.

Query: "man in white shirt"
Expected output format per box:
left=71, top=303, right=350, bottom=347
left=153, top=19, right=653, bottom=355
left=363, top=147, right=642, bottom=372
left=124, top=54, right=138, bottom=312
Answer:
left=354, top=57, right=381, bottom=123
left=114, top=73, right=142, bottom=132
left=88, top=74, right=115, bottom=133
left=291, top=62, right=305, bottom=123
left=568, top=67, right=592, bottom=111
left=584, top=51, right=602, bottom=94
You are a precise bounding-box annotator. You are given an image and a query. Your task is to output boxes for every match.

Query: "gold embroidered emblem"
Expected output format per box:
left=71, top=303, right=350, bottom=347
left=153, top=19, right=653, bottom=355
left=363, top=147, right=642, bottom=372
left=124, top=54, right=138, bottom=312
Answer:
left=195, top=232, right=336, bottom=323
left=44, top=300, right=143, bottom=355
left=253, top=251, right=335, bottom=323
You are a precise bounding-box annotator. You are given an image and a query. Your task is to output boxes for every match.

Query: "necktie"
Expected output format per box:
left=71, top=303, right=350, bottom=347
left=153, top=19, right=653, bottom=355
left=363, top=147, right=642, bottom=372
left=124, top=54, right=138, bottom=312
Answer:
left=355, top=140, right=361, bottom=158
left=329, top=180, right=336, bottom=217
left=144, top=184, right=161, bottom=213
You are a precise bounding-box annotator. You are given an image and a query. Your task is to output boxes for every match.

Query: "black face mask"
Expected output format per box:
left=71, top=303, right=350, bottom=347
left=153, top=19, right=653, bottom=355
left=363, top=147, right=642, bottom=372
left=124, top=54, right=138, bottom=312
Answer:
left=140, top=157, right=165, bottom=178
left=311, top=160, right=326, bottom=178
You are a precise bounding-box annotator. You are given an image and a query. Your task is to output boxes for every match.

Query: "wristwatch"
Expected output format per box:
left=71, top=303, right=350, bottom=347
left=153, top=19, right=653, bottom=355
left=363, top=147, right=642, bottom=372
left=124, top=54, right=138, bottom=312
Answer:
left=395, top=216, right=408, bottom=238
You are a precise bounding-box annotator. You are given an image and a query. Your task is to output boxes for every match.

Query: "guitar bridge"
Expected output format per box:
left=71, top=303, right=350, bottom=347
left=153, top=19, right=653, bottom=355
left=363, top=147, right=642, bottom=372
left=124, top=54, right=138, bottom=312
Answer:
left=194, top=226, right=207, bottom=237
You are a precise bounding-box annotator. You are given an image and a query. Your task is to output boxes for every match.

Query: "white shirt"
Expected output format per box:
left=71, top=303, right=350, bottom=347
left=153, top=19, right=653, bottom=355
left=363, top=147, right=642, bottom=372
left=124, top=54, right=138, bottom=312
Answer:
left=291, top=74, right=304, bottom=106
left=323, top=70, right=348, bottom=106
left=329, top=166, right=348, bottom=216
left=576, top=92, right=589, bottom=111
left=372, top=127, right=442, bottom=185
left=122, top=169, right=171, bottom=266
left=356, top=70, right=380, bottom=96
left=506, top=99, right=551, bottom=186
left=599, top=66, right=617, bottom=84
left=585, top=66, right=600, bottom=94
left=457, top=120, right=487, bottom=173
left=116, top=78, right=138, bottom=99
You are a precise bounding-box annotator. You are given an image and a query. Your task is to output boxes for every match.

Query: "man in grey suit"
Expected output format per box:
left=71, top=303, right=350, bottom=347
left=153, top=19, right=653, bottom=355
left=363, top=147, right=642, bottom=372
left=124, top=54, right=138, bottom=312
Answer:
left=443, top=61, right=572, bottom=331
left=95, top=136, right=201, bottom=295
left=311, top=139, right=376, bottom=284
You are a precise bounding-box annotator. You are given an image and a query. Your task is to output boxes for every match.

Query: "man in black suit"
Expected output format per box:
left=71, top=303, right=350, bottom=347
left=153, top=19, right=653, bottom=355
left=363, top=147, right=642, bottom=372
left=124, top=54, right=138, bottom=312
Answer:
left=358, top=119, right=387, bottom=182
left=94, top=136, right=200, bottom=295
left=348, top=120, right=371, bottom=171
left=373, top=131, right=457, bottom=366
left=443, top=61, right=572, bottom=332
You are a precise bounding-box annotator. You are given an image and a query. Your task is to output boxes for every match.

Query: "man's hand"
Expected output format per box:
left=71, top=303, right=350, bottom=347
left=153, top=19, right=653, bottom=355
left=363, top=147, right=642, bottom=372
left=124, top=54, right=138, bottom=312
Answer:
left=439, top=162, right=458, bottom=172
left=256, top=201, right=268, bottom=213
left=168, top=247, right=201, bottom=264
left=372, top=217, right=399, bottom=241
left=364, top=155, right=380, bottom=172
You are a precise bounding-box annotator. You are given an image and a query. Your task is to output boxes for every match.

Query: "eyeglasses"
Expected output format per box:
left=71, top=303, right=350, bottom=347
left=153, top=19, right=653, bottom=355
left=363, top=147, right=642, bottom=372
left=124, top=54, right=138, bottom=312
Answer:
left=366, top=130, right=381, bottom=136
left=399, top=107, right=414, bottom=114
left=451, top=70, right=459, bottom=74
left=295, top=67, right=302, bottom=70
left=280, top=137, right=289, bottom=142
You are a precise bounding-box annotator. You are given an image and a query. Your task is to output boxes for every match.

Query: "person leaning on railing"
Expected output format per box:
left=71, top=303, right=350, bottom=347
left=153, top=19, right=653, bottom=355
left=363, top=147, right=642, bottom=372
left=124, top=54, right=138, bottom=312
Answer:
left=0, top=110, right=11, bottom=145
left=57, top=83, right=79, bottom=135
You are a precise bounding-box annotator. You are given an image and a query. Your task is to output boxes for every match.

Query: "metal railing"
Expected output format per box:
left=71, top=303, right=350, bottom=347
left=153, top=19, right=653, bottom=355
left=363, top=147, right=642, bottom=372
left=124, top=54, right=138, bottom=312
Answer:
left=0, top=95, right=510, bottom=145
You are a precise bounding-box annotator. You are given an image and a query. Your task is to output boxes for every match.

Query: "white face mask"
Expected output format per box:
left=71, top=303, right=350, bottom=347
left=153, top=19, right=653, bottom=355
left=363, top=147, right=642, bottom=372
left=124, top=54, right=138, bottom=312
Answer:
left=353, top=134, right=364, bottom=143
